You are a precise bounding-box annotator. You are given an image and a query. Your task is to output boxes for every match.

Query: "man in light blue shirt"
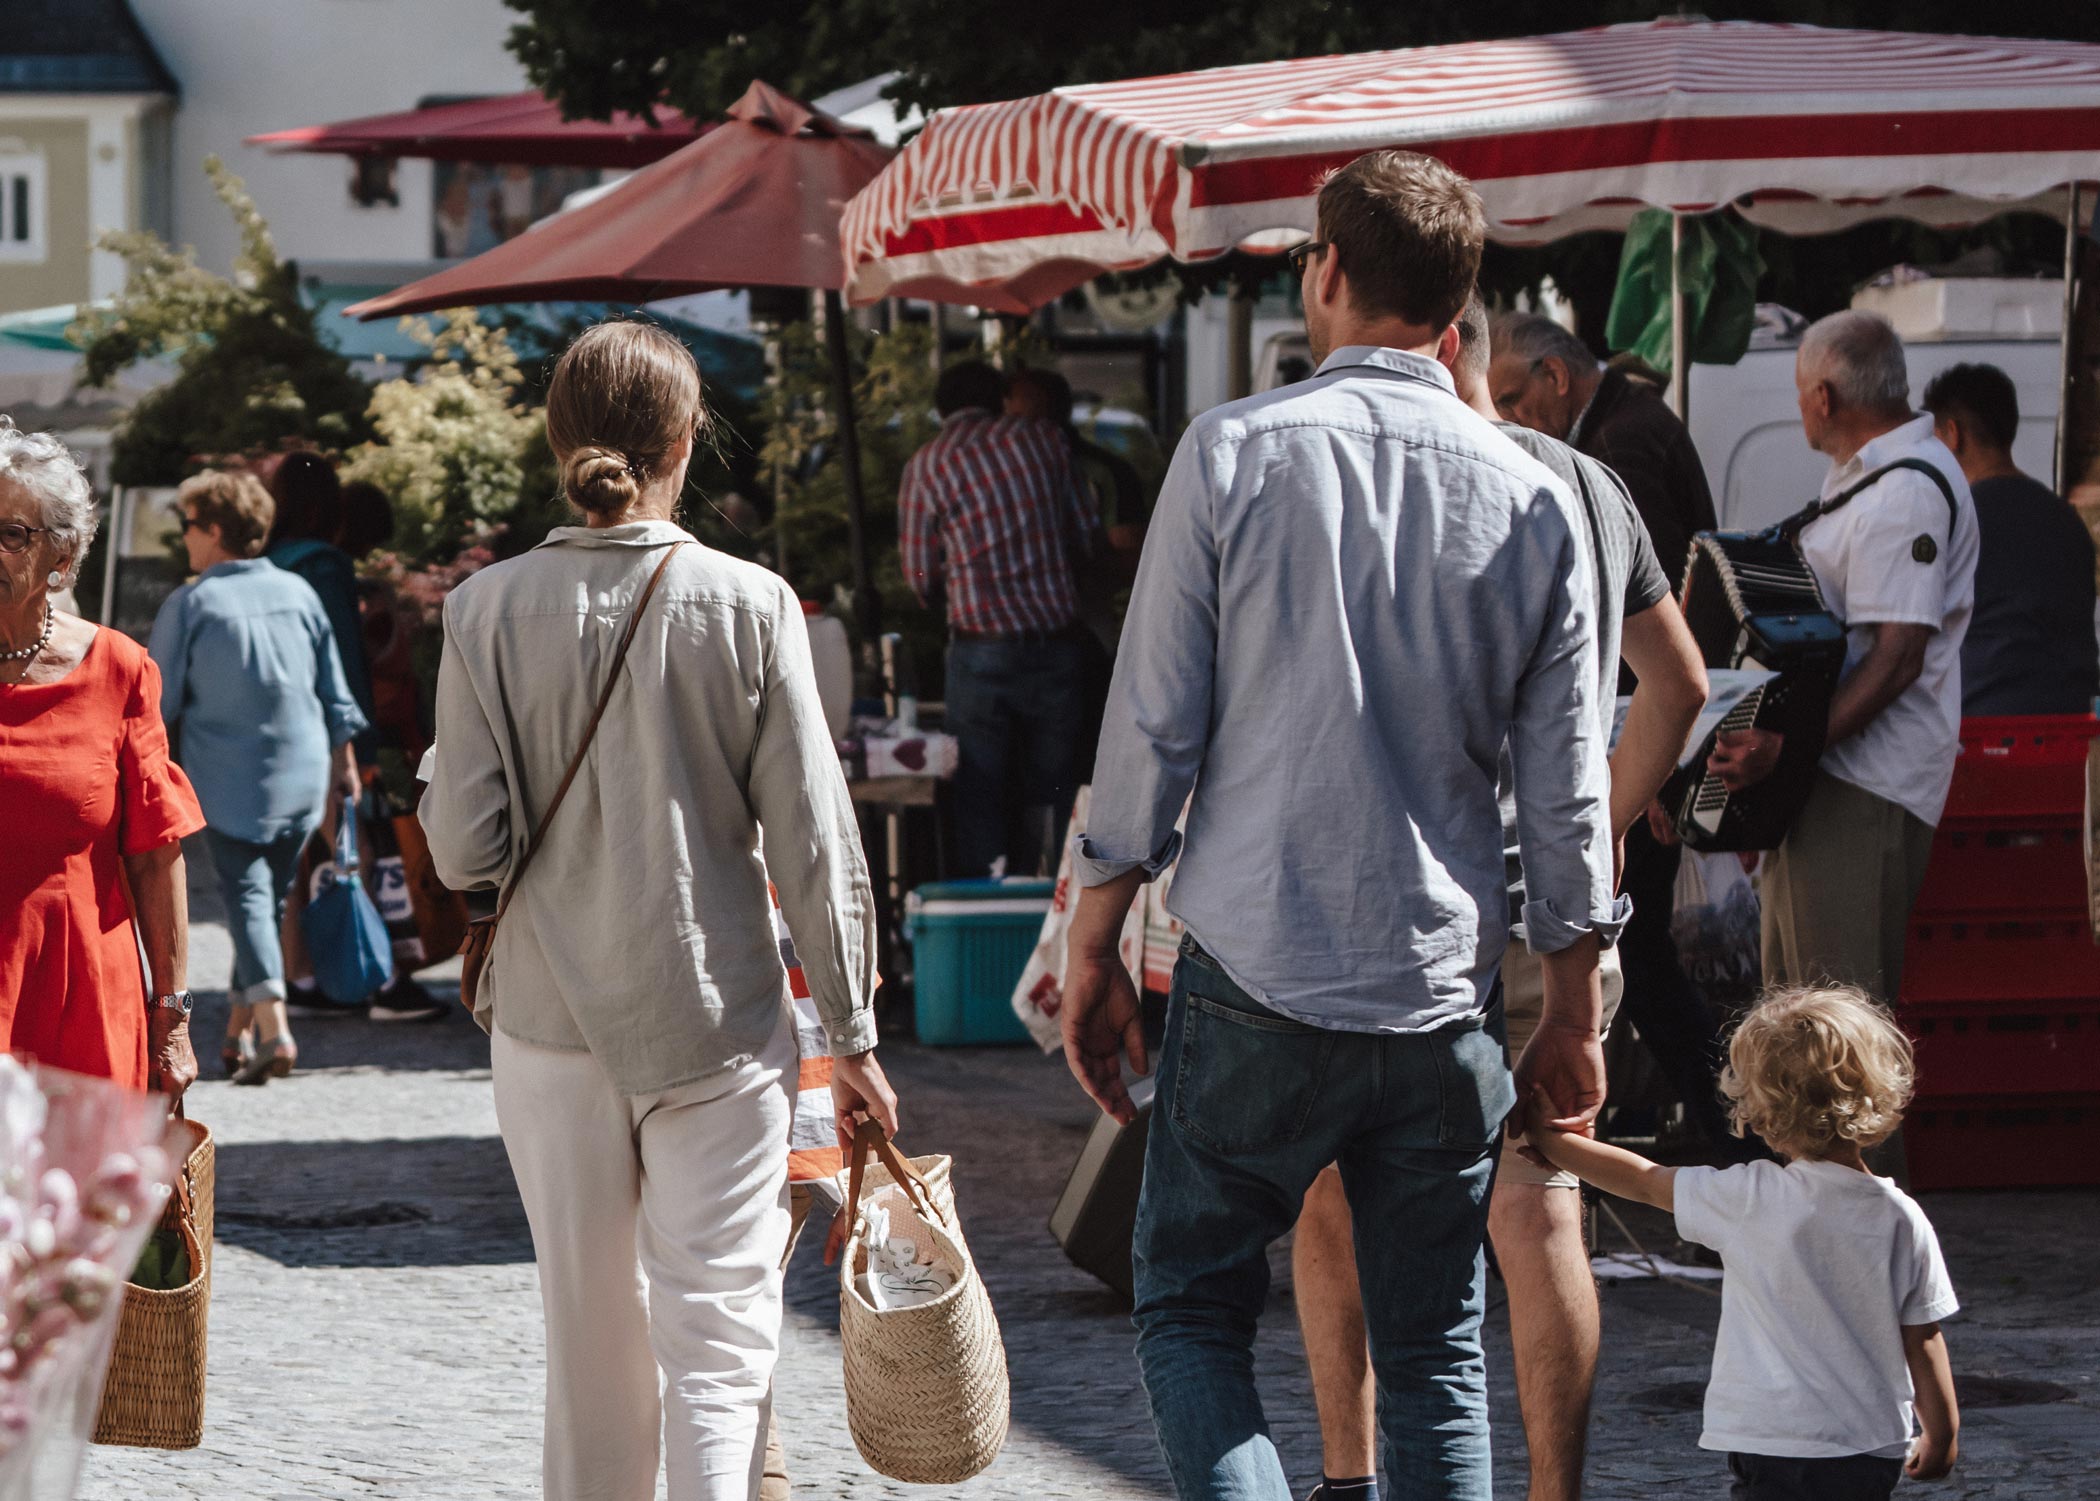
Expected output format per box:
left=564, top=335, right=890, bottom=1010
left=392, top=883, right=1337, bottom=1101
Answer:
left=1060, top=153, right=1624, bottom=1501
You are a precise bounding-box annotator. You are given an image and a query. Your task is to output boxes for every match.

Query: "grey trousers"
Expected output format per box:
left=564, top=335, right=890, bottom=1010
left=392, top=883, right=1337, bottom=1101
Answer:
left=1761, top=770, right=1935, bottom=1006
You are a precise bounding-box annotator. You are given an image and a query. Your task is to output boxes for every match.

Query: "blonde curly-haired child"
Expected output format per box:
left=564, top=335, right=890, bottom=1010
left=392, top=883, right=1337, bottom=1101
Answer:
left=1522, top=984, right=1960, bottom=1501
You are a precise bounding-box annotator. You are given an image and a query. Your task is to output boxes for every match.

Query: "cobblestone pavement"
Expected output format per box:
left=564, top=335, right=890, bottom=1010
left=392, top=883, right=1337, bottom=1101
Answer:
left=76, top=843, right=2100, bottom=1498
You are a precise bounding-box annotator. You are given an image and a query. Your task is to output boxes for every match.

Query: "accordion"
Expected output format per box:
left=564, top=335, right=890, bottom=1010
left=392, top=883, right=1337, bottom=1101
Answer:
left=1662, top=529, right=1848, bottom=852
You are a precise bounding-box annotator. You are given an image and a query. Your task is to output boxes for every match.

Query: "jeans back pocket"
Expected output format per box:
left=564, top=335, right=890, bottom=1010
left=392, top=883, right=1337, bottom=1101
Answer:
left=1430, top=1015, right=1516, bottom=1152
left=1170, top=988, right=1338, bottom=1156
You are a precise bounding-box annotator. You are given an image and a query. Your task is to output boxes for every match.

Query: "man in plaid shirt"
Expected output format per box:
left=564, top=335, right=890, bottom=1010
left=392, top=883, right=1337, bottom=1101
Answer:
left=900, top=360, right=1102, bottom=877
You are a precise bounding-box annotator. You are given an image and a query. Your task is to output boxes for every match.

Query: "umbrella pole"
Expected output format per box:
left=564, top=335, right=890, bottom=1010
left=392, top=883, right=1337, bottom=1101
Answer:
left=824, top=288, right=881, bottom=648
left=1228, top=285, right=1255, bottom=401
left=2058, top=182, right=2081, bottom=492
left=1668, top=211, right=1689, bottom=422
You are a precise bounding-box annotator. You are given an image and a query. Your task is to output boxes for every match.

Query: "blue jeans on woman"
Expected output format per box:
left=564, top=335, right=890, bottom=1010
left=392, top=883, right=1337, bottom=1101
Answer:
left=1133, top=939, right=1514, bottom=1501
left=202, top=825, right=313, bottom=1005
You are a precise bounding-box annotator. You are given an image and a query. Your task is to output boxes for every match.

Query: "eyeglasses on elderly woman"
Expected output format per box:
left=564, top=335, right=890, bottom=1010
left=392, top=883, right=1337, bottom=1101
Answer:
left=0, top=522, right=53, bottom=555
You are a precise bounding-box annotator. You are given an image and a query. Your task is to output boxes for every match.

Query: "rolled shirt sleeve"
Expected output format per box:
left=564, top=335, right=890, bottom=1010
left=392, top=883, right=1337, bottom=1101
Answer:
left=1073, top=430, right=1219, bottom=886
left=1509, top=482, right=1630, bottom=952
left=748, top=576, right=880, bottom=1057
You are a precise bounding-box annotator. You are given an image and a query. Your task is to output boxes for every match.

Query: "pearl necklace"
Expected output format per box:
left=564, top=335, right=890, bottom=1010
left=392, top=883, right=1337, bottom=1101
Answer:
left=0, top=603, right=53, bottom=664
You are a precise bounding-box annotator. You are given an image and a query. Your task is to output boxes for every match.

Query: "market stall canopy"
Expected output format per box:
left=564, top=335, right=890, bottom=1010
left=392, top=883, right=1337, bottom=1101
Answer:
left=344, top=81, right=894, bottom=317
left=246, top=88, right=705, bottom=169
left=843, top=19, right=2100, bottom=311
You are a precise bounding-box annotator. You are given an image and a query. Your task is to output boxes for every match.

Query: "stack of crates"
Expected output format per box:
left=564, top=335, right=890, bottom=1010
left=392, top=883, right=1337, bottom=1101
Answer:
left=1899, top=714, right=2100, bottom=1189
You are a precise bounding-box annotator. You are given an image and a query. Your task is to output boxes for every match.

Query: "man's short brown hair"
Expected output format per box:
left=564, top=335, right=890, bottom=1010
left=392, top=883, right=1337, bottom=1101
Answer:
left=179, top=469, right=275, bottom=558
left=1315, top=151, right=1485, bottom=332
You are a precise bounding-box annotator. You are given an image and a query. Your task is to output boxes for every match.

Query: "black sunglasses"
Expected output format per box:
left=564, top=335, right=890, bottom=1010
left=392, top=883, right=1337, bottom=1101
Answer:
left=1285, top=239, right=1331, bottom=274
left=0, top=522, right=50, bottom=555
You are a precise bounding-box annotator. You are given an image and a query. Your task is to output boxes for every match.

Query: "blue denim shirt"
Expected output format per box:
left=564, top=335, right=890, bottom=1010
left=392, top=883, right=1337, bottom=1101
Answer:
left=1075, top=346, right=1628, bottom=1033
left=148, top=559, right=367, bottom=845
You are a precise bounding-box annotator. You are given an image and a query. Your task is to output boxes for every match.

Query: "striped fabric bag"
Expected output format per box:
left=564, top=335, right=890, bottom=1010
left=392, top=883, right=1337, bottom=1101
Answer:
left=771, top=888, right=844, bottom=1186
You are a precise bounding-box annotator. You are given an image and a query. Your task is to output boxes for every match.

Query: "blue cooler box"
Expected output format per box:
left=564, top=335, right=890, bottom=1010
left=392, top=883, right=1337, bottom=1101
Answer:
left=906, top=879, right=1055, bottom=1045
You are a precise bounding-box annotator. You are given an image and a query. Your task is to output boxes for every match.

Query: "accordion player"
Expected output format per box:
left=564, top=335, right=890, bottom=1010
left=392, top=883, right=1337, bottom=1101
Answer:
left=1661, top=458, right=1960, bottom=851
left=1662, top=528, right=1847, bottom=852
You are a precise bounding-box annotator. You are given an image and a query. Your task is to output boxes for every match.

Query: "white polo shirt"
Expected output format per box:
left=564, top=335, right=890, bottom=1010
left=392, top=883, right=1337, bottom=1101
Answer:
left=1797, top=416, right=1978, bottom=827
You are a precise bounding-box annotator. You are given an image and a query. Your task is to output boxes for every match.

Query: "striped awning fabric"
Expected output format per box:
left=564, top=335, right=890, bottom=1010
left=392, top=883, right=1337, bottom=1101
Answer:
left=843, top=19, right=2100, bottom=309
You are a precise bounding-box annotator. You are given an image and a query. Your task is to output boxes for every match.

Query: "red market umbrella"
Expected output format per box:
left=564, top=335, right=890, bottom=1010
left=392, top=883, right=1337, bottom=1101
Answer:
left=346, top=82, right=891, bottom=314
left=246, top=89, right=705, bottom=170
left=843, top=19, right=2100, bottom=311
left=347, top=81, right=897, bottom=638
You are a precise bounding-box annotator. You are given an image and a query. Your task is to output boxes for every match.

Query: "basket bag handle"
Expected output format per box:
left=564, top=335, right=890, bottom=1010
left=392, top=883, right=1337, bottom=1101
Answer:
left=827, top=1120, right=938, bottom=1263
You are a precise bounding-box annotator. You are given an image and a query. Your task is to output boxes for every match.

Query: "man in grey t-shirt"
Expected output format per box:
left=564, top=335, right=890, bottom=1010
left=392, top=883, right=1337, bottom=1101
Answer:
left=1292, top=295, right=1711, bottom=1501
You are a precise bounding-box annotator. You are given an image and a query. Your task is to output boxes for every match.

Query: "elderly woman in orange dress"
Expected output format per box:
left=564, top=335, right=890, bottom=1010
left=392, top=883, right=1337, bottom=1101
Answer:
left=0, top=422, right=204, bottom=1096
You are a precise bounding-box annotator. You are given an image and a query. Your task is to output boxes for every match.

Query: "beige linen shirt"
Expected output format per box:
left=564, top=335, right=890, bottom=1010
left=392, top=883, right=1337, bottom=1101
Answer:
left=419, top=520, right=877, bottom=1093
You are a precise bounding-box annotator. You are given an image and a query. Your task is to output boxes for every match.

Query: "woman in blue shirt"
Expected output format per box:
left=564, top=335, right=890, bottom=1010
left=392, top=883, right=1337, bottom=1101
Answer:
left=149, top=469, right=366, bottom=1085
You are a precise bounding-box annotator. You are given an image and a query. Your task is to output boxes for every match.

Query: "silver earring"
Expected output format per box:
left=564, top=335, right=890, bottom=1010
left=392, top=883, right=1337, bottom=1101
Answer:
left=45, top=570, right=62, bottom=589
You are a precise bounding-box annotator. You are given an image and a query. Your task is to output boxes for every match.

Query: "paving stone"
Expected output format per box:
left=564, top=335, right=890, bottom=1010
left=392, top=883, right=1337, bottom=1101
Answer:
left=74, top=847, right=2100, bottom=1498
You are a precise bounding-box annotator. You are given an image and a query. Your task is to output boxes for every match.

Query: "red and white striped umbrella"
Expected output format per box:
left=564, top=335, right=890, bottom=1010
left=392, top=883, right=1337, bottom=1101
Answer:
left=844, top=19, right=2100, bottom=311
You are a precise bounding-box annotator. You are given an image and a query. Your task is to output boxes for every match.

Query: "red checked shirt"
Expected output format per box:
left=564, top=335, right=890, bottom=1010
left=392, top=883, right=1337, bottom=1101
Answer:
left=898, top=411, right=1101, bottom=635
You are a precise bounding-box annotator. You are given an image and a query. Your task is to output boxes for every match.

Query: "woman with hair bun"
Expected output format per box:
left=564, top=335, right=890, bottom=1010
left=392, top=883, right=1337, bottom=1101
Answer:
left=420, top=321, right=897, bottom=1500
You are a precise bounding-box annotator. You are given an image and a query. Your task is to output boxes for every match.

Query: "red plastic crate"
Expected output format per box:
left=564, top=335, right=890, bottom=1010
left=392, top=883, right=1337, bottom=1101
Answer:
left=1901, top=920, right=2100, bottom=1006
left=1911, top=820, right=2087, bottom=919
left=1904, top=1094, right=2100, bottom=1190
left=1902, top=1002, right=2100, bottom=1098
left=1939, top=714, right=2099, bottom=824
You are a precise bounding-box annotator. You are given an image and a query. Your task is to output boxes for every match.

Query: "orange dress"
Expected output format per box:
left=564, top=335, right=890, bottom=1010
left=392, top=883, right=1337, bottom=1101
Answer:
left=0, top=628, right=205, bottom=1089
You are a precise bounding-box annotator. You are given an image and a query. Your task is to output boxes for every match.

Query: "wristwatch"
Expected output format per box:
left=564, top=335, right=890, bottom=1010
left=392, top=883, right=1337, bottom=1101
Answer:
left=151, top=991, right=194, bottom=1017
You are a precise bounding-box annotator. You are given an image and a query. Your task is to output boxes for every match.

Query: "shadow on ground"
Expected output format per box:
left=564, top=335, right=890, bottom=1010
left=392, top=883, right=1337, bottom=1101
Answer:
left=189, top=987, right=492, bottom=1078
left=213, top=1135, right=530, bottom=1269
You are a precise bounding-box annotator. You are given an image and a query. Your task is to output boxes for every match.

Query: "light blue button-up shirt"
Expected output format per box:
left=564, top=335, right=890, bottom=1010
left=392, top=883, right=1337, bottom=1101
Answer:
left=1075, top=346, right=1627, bottom=1033
left=149, top=558, right=367, bottom=845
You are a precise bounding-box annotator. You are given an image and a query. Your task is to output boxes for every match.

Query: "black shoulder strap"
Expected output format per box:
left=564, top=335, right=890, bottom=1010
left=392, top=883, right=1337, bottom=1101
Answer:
left=1778, top=457, right=1960, bottom=542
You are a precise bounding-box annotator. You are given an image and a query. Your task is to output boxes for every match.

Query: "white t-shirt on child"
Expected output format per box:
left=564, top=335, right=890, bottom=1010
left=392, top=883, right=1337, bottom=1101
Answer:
left=1674, top=1158, right=1959, bottom=1459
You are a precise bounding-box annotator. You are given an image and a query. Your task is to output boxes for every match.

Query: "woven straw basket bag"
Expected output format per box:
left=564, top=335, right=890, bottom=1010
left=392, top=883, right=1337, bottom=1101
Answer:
left=836, top=1122, right=1008, bottom=1484
left=94, top=1115, right=212, bottom=1449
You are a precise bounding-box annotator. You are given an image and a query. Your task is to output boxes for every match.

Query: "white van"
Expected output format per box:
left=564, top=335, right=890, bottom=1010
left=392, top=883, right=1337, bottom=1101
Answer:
left=1243, top=278, right=2064, bottom=539
left=1689, top=330, right=2060, bottom=534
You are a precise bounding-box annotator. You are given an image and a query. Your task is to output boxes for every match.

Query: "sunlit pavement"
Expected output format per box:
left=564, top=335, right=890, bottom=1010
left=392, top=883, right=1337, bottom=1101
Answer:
left=75, top=838, right=2100, bottom=1499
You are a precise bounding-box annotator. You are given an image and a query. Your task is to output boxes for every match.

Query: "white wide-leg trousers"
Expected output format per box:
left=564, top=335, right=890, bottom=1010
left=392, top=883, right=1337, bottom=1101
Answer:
left=492, top=1015, right=796, bottom=1501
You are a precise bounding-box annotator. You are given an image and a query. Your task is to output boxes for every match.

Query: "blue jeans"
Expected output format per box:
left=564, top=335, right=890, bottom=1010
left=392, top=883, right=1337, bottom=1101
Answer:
left=1134, top=939, right=1514, bottom=1501
left=202, top=825, right=314, bottom=1005
left=943, top=635, right=1086, bottom=878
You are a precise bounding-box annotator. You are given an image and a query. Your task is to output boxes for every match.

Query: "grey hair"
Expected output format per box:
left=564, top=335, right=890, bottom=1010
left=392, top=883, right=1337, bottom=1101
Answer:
left=1799, top=311, right=1910, bottom=413
left=1490, top=310, right=1595, bottom=372
left=0, top=418, right=95, bottom=587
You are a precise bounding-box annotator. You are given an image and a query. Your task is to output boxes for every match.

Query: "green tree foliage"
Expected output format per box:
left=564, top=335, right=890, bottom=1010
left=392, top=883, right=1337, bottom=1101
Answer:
left=71, top=158, right=373, bottom=486
left=341, top=312, right=552, bottom=563
left=758, top=319, right=943, bottom=671
left=505, top=1, right=2100, bottom=124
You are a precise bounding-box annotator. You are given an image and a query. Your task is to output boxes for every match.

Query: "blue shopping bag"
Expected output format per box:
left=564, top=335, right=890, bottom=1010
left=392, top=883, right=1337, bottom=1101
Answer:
left=300, top=813, right=395, bottom=1002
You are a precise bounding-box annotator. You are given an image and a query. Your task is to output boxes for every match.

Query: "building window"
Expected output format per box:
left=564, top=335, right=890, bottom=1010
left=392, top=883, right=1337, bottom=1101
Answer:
left=0, top=149, right=47, bottom=264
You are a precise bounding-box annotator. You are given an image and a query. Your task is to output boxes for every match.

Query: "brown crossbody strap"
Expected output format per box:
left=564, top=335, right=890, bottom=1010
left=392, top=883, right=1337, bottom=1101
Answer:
left=490, top=540, right=686, bottom=925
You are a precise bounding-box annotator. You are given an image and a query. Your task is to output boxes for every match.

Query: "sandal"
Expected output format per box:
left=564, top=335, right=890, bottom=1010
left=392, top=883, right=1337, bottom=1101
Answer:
left=233, top=1035, right=296, bottom=1087
left=220, top=1031, right=255, bottom=1079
